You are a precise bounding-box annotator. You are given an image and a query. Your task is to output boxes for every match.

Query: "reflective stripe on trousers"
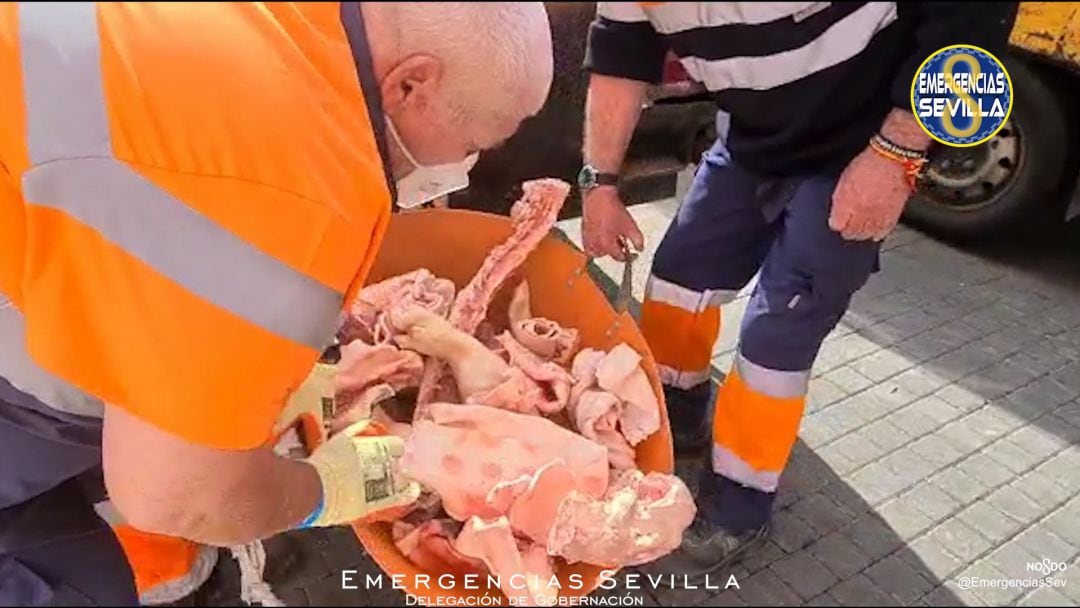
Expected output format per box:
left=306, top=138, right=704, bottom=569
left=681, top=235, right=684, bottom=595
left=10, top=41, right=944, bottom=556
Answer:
left=17, top=2, right=342, bottom=352
left=640, top=275, right=739, bottom=390
left=712, top=352, right=809, bottom=492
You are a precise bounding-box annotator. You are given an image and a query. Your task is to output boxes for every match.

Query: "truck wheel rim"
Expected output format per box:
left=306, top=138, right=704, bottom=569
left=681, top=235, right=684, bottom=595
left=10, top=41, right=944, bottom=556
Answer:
left=916, top=119, right=1023, bottom=212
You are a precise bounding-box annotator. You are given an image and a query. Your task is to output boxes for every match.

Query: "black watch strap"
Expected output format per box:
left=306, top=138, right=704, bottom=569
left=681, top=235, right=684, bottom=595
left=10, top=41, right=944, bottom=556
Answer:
left=594, top=171, right=618, bottom=186
left=578, top=164, right=619, bottom=191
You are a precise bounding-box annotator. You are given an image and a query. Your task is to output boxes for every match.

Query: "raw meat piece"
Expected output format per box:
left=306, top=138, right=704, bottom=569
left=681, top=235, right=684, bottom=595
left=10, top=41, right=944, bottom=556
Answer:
left=493, top=332, right=572, bottom=415
left=569, top=348, right=606, bottom=405
left=415, top=179, right=571, bottom=418
left=475, top=321, right=502, bottom=352
left=568, top=349, right=637, bottom=469
left=486, top=460, right=576, bottom=545
left=595, top=344, right=661, bottom=446
left=333, top=383, right=395, bottom=432
left=569, top=390, right=636, bottom=470
left=337, top=341, right=423, bottom=394
left=570, top=346, right=661, bottom=447
left=340, top=269, right=456, bottom=345
left=449, top=179, right=570, bottom=337
left=393, top=307, right=562, bottom=417
left=399, top=404, right=609, bottom=522
left=507, top=282, right=580, bottom=365
left=393, top=519, right=487, bottom=579
left=455, top=517, right=558, bottom=607
left=391, top=307, right=521, bottom=406
left=467, top=367, right=551, bottom=416
left=548, top=469, right=695, bottom=568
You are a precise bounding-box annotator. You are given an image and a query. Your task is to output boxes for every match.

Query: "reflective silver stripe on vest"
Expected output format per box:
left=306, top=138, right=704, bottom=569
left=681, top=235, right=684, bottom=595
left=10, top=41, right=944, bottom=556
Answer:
left=17, top=2, right=341, bottom=351
left=0, top=294, right=104, bottom=418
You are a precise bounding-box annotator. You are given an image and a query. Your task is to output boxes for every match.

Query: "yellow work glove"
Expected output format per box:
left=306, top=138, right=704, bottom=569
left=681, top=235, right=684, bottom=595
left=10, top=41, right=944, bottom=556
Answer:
left=301, top=419, right=421, bottom=527
left=273, top=363, right=337, bottom=451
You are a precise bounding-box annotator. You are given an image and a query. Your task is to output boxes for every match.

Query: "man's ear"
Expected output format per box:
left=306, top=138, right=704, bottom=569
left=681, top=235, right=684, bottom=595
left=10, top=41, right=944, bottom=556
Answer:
left=380, top=55, right=443, bottom=116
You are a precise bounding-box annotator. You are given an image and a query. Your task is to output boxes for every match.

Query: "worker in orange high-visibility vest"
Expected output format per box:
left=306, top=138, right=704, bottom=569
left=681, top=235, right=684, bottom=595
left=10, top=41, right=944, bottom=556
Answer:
left=0, top=3, right=554, bottom=605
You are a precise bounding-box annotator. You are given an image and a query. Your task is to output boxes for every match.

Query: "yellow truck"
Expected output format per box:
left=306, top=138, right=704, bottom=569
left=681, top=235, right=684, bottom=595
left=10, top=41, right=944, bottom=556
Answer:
left=903, top=2, right=1080, bottom=238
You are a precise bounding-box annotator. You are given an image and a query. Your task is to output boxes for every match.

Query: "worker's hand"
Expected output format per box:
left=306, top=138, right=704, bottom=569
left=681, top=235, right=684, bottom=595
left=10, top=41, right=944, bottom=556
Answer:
left=829, top=146, right=911, bottom=242
left=303, top=419, right=421, bottom=526
left=273, top=363, right=337, bottom=448
left=582, top=186, right=644, bottom=261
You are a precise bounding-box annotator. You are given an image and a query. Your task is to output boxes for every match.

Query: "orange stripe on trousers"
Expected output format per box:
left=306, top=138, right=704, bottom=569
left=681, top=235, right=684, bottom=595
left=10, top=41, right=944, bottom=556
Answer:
left=712, top=367, right=805, bottom=475
left=640, top=299, right=720, bottom=375
left=113, top=526, right=199, bottom=596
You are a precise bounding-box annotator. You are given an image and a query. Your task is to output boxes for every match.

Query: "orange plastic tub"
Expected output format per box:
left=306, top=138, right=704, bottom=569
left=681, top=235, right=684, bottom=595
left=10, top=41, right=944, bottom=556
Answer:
left=351, top=208, right=674, bottom=604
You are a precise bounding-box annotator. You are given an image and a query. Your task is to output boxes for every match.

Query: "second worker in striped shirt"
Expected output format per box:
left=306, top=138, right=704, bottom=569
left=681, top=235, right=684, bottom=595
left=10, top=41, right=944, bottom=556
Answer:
left=577, top=1, right=1018, bottom=577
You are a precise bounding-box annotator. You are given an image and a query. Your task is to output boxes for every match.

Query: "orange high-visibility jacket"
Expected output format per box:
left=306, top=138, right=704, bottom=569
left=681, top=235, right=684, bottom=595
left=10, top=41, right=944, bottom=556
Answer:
left=0, top=2, right=392, bottom=449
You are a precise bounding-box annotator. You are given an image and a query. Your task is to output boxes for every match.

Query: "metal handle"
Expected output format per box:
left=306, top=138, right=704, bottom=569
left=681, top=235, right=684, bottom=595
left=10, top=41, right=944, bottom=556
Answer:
left=613, top=237, right=638, bottom=314
left=561, top=234, right=640, bottom=339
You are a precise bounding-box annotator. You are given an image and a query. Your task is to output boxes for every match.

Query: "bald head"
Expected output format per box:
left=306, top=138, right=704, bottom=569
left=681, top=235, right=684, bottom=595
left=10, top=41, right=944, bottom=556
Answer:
left=364, top=3, right=553, bottom=173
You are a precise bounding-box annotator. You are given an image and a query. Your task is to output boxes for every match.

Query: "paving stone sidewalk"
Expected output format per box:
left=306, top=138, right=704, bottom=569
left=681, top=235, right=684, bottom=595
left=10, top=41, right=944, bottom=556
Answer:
left=185, top=197, right=1080, bottom=607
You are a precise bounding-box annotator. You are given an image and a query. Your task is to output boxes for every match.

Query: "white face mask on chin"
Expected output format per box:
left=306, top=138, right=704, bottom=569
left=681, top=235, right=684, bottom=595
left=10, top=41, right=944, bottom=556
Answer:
left=386, top=118, right=479, bottom=209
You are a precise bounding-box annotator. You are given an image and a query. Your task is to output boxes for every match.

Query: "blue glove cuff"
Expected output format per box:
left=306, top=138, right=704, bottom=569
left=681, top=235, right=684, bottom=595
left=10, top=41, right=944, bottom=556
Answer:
left=298, top=494, right=324, bottom=529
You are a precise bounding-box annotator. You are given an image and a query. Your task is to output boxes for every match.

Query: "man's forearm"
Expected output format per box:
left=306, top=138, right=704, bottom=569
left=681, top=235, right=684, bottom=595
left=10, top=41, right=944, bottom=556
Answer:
left=879, top=108, right=932, bottom=151
left=583, top=74, right=648, bottom=174
left=104, top=404, right=323, bottom=546
left=184, top=451, right=323, bottom=546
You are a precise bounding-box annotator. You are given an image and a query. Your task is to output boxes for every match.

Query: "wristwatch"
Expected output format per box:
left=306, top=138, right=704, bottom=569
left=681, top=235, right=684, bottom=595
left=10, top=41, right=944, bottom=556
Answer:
left=577, top=164, right=619, bottom=193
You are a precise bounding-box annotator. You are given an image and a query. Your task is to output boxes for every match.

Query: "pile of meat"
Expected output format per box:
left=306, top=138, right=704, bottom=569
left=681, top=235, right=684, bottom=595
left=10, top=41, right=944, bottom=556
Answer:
left=330, top=180, right=695, bottom=606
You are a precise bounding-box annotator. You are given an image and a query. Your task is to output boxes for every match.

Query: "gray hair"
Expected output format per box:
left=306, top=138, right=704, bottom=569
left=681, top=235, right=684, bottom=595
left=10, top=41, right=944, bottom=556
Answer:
left=372, top=2, right=553, bottom=123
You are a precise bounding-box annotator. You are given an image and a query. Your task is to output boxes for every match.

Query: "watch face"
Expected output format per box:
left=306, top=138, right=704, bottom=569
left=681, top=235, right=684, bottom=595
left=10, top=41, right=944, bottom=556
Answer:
left=577, top=165, right=597, bottom=190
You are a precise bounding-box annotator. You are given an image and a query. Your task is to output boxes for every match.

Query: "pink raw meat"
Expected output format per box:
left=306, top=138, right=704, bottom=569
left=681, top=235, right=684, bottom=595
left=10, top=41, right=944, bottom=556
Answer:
left=493, top=332, right=572, bottom=415
left=332, top=383, right=395, bottom=433
left=393, top=519, right=488, bottom=579
left=485, top=460, right=578, bottom=545
left=548, top=469, right=696, bottom=568
left=594, top=345, right=662, bottom=446
left=390, top=306, right=559, bottom=418
left=337, top=341, right=423, bottom=394
left=567, top=345, right=661, bottom=451
left=569, top=348, right=605, bottom=404
left=507, top=282, right=580, bottom=365
left=466, top=367, right=550, bottom=416
left=340, top=269, right=456, bottom=345
left=391, top=306, right=543, bottom=415
left=399, top=403, right=609, bottom=522
left=455, top=517, right=558, bottom=607
left=569, top=390, right=636, bottom=470
left=415, top=179, right=571, bottom=419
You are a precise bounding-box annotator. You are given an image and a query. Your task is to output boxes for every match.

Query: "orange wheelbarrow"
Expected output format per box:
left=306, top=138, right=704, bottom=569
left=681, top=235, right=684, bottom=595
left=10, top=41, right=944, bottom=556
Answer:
left=350, top=208, right=675, bottom=605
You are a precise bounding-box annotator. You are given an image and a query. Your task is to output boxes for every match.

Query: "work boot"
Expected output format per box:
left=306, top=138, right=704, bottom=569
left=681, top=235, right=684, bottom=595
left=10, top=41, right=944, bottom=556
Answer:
left=664, top=382, right=715, bottom=456
left=641, top=514, right=770, bottom=584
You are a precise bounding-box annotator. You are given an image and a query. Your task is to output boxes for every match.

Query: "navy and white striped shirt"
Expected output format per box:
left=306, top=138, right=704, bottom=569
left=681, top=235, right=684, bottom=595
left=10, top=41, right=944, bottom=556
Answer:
left=585, top=2, right=1017, bottom=176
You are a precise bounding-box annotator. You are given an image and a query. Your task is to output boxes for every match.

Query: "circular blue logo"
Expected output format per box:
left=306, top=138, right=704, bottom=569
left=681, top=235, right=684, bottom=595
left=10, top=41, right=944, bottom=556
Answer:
left=911, top=45, right=1013, bottom=147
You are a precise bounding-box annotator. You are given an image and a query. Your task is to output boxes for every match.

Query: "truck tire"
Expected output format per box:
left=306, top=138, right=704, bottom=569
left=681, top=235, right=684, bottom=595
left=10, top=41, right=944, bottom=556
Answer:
left=901, top=54, right=1078, bottom=240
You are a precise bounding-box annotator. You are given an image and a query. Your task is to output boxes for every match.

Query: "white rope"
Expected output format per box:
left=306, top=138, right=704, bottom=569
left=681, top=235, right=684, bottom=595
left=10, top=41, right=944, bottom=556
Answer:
left=230, top=540, right=286, bottom=607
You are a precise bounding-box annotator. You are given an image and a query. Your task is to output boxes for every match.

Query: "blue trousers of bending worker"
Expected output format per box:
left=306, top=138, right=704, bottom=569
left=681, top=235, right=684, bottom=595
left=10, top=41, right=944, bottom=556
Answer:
left=640, top=140, right=880, bottom=573
left=0, top=379, right=138, bottom=606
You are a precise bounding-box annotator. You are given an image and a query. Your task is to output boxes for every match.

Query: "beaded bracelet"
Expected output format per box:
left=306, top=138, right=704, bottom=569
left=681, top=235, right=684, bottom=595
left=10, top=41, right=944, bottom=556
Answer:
left=869, top=134, right=927, bottom=191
